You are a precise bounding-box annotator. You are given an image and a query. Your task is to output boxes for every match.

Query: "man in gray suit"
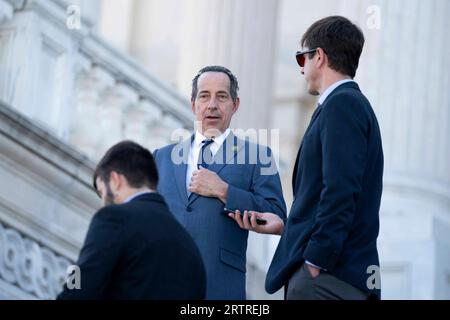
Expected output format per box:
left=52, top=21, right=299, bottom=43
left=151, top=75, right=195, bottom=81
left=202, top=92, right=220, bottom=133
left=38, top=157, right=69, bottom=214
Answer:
left=153, top=66, right=286, bottom=299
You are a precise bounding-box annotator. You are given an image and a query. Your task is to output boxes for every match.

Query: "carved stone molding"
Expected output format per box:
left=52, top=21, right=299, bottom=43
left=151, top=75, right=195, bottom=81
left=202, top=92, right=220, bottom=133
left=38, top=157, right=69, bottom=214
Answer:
left=0, top=222, right=73, bottom=299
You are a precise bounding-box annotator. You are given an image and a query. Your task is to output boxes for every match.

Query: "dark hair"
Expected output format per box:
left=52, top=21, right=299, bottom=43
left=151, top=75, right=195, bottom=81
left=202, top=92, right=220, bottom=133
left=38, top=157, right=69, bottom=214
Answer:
left=93, top=141, right=158, bottom=191
left=301, top=16, right=365, bottom=78
left=191, top=65, right=239, bottom=103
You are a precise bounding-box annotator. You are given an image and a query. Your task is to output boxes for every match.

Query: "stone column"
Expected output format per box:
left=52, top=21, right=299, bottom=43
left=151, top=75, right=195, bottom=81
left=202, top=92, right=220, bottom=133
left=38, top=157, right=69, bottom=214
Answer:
left=124, top=99, right=163, bottom=149
left=97, top=82, right=139, bottom=159
left=127, top=0, right=183, bottom=86
left=340, top=0, right=450, bottom=299
left=98, top=0, right=135, bottom=52
left=70, top=66, right=115, bottom=158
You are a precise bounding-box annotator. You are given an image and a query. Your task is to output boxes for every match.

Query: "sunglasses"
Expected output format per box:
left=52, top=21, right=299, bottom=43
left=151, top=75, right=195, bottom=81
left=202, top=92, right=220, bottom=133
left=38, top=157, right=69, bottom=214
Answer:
left=295, top=48, right=320, bottom=67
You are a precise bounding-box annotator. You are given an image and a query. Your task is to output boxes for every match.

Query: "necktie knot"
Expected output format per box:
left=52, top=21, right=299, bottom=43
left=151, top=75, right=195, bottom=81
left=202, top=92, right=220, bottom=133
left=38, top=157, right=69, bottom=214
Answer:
left=202, top=139, right=214, bottom=147
left=198, top=139, right=215, bottom=169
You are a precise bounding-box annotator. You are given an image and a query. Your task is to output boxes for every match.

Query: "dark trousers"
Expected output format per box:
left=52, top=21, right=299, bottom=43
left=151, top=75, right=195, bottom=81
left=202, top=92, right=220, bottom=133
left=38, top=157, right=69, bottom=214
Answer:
left=285, top=263, right=368, bottom=300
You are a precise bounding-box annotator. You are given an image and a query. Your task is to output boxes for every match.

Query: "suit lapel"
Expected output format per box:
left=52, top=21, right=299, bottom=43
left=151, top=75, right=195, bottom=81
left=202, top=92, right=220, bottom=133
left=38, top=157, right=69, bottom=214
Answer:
left=208, top=132, right=242, bottom=174
left=173, top=135, right=193, bottom=206
left=292, top=104, right=323, bottom=192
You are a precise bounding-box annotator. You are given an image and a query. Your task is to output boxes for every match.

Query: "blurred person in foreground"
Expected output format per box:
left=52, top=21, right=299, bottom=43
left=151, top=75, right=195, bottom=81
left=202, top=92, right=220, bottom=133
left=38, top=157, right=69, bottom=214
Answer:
left=57, top=141, right=206, bottom=300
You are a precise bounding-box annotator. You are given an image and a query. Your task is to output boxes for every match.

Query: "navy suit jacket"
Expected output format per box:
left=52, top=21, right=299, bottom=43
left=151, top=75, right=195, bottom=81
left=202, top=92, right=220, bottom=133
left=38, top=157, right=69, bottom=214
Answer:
left=154, top=132, right=286, bottom=299
left=57, top=193, right=206, bottom=300
left=266, top=82, right=383, bottom=299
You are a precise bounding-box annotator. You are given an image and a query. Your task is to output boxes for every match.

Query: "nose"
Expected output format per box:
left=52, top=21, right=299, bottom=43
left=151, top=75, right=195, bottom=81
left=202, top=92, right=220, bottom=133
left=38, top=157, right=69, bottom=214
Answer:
left=207, top=97, right=218, bottom=110
left=300, top=67, right=305, bottom=75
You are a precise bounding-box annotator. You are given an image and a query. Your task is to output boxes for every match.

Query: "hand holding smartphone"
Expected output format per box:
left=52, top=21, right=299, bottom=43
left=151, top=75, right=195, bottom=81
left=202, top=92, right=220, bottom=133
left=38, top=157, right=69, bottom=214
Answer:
left=222, top=208, right=267, bottom=225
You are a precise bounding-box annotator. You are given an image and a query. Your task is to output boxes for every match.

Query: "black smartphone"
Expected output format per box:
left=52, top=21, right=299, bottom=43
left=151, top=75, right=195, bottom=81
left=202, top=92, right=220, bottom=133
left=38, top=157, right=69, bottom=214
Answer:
left=222, top=208, right=267, bottom=225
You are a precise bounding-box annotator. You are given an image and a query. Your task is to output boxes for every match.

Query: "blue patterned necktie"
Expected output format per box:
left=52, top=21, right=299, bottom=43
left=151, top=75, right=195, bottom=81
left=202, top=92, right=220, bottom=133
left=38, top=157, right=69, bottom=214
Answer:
left=197, top=139, right=215, bottom=169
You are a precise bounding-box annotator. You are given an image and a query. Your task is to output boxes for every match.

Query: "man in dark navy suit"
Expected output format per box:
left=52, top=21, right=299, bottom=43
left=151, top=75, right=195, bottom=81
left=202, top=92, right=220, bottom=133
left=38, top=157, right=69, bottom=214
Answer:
left=233, top=16, right=384, bottom=299
left=57, top=141, right=206, bottom=300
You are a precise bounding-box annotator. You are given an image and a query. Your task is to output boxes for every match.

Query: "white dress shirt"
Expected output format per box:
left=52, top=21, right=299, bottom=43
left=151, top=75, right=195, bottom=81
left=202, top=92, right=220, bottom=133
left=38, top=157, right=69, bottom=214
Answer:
left=186, top=128, right=231, bottom=194
left=318, top=79, right=355, bottom=105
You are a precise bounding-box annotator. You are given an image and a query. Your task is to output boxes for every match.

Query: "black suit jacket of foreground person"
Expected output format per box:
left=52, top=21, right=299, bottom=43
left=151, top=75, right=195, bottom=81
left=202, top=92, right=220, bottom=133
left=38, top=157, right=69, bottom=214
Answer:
left=266, top=82, right=383, bottom=298
left=57, top=193, right=206, bottom=300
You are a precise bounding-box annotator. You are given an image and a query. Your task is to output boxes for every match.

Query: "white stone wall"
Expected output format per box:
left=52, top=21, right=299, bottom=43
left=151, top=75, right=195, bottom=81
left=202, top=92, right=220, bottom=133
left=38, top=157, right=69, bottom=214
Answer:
left=337, top=0, right=450, bottom=299
left=0, top=100, right=99, bottom=299
left=0, top=0, right=194, bottom=299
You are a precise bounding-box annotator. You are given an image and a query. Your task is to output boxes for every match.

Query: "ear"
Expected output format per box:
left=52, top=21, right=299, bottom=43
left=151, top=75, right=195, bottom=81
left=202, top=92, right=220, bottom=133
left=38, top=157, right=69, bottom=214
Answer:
left=109, top=171, right=121, bottom=192
left=232, top=97, right=240, bottom=114
left=316, top=47, right=327, bottom=68
left=191, top=100, right=196, bottom=114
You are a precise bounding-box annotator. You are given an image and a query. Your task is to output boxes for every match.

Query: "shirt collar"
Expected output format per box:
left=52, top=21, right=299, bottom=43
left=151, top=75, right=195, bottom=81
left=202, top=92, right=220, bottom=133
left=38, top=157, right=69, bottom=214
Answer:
left=123, top=191, right=153, bottom=203
left=318, top=79, right=355, bottom=105
left=194, top=128, right=231, bottom=147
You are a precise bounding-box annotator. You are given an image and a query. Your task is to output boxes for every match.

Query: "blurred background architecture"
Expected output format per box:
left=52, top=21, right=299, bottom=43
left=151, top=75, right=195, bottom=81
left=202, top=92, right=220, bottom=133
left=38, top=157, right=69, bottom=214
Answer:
left=0, top=0, right=449, bottom=299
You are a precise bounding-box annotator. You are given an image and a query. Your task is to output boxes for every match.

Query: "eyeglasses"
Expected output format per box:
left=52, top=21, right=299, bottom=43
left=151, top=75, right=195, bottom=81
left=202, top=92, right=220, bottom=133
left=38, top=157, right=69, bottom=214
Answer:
left=295, top=48, right=319, bottom=67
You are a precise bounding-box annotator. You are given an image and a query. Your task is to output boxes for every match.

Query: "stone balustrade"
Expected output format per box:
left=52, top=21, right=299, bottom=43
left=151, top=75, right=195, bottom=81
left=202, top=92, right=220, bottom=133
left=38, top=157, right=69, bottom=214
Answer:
left=0, top=0, right=194, bottom=162
left=0, top=222, right=72, bottom=299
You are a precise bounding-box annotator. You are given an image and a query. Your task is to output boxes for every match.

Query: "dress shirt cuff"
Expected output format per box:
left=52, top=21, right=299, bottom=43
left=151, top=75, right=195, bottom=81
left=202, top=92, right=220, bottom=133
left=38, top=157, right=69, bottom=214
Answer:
left=305, top=260, right=327, bottom=271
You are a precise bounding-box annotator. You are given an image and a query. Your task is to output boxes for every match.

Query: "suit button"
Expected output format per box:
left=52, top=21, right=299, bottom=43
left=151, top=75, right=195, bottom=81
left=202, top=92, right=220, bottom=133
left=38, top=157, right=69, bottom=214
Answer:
left=186, top=206, right=192, bottom=212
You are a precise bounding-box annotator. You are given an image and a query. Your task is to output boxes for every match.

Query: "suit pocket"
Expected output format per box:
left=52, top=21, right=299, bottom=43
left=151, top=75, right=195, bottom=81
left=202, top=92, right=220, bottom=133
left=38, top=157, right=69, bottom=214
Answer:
left=220, top=248, right=246, bottom=273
